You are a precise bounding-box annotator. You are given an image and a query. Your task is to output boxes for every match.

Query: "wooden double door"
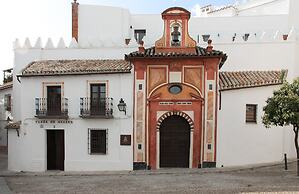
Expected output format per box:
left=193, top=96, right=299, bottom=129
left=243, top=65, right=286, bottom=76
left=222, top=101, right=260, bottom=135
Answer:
left=47, top=130, right=65, bottom=171
left=160, top=115, right=190, bottom=168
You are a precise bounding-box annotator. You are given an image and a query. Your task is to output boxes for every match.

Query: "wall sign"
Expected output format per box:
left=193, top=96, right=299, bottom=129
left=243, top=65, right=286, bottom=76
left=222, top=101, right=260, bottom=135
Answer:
left=120, top=135, right=131, bottom=146
left=35, top=120, right=73, bottom=124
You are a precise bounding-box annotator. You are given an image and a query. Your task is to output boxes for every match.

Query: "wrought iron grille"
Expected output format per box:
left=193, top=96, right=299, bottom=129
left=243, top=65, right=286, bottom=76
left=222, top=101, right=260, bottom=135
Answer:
left=80, top=97, right=113, bottom=118
left=35, top=97, right=68, bottom=117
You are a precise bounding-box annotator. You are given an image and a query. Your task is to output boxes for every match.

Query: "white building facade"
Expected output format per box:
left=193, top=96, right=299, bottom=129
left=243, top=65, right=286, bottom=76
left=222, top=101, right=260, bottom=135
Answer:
left=9, top=60, right=133, bottom=171
left=6, top=0, right=299, bottom=171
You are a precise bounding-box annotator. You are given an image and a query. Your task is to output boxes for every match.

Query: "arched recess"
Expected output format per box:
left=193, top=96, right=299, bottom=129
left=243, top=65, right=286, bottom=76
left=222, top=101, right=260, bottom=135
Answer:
left=156, top=111, right=195, bottom=168
left=156, top=111, right=194, bottom=132
left=149, top=83, right=203, bottom=101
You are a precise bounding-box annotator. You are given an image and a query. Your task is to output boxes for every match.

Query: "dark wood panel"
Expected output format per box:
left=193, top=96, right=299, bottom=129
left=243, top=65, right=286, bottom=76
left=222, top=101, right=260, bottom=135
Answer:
left=160, top=115, right=190, bottom=168
left=47, top=86, right=62, bottom=115
left=47, top=130, right=64, bottom=171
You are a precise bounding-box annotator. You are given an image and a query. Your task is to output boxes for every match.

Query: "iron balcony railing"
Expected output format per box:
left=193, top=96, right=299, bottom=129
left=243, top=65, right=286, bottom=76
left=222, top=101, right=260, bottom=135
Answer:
left=80, top=97, right=113, bottom=118
left=35, top=97, right=68, bottom=118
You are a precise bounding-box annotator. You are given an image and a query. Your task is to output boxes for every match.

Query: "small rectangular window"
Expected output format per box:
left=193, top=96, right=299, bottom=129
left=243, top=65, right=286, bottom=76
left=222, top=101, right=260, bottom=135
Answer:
left=207, top=144, right=212, bottom=150
left=243, top=33, right=250, bottom=41
left=209, top=84, right=213, bottom=90
left=4, top=94, right=11, bottom=111
left=134, top=29, right=146, bottom=44
left=138, top=84, right=142, bottom=90
left=88, top=129, right=108, bottom=154
left=246, top=104, right=257, bottom=123
left=138, top=144, right=142, bottom=150
left=202, top=35, right=210, bottom=42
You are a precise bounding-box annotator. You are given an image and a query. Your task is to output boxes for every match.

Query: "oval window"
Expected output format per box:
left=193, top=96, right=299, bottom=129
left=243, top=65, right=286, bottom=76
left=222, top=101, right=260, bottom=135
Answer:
left=169, top=84, right=182, bottom=94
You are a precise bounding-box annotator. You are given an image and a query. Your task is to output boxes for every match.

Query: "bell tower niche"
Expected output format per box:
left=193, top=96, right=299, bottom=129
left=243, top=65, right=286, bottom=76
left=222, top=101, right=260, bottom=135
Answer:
left=155, top=7, right=197, bottom=54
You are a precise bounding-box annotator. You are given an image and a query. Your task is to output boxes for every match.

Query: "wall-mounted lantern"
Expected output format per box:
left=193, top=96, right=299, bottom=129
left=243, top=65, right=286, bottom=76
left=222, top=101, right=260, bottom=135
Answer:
left=117, top=98, right=127, bottom=115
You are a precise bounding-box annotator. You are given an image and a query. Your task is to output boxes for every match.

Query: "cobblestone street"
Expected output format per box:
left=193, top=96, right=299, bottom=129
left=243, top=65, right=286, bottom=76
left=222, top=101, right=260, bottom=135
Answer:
left=0, top=151, right=298, bottom=194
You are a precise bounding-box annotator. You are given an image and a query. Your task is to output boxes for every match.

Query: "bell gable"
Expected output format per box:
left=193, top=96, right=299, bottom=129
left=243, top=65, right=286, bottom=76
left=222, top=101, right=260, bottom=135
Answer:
left=155, top=7, right=197, bottom=54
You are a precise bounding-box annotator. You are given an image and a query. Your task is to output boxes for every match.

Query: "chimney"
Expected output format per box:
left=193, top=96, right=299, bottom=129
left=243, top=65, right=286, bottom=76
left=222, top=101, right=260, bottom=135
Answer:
left=206, top=39, right=213, bottom=52
left=72, top=0, right=79, bottom=41
left=138, top=40, right=145, bottom=53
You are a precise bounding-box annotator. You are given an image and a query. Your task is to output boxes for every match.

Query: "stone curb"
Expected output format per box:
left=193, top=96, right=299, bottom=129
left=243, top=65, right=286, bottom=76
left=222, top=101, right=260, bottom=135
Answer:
left=0, top=160, right=296, bottom=178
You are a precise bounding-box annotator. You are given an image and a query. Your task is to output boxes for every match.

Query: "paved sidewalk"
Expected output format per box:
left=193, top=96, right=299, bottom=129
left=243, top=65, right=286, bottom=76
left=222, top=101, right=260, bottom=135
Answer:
left=0, top=151, right=12, bottom=194
left=0, top=177, right=12, bottom=194
left=0, top=160, right=296, bottom=177
left=5, top=162, right=299, bottom=194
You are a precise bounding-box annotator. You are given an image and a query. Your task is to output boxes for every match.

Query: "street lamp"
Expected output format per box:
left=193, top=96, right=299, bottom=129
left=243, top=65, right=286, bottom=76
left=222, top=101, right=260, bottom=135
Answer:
left=117, top=98, right=127, bottom=115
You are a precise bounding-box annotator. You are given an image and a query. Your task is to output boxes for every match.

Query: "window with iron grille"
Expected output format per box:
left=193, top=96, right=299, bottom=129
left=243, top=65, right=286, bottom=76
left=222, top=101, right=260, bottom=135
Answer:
left=246, top=104, right=257, bottom=123
left=88, top=129, right=108, bottom=154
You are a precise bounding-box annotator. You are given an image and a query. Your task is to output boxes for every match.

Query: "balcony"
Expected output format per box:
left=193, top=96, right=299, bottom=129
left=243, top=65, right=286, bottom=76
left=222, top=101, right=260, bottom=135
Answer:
left=80, top=97, right=113, bottom=118
left=35, top=98, right=68, bottom=119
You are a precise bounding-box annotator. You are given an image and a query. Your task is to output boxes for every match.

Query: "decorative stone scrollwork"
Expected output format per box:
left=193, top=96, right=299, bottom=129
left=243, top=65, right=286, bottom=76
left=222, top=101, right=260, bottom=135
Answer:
left=156, top=111, right=194, bottom=131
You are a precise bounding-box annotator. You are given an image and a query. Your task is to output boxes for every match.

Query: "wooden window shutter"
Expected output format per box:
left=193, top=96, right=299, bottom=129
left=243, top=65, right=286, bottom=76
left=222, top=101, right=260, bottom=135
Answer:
left=246, top=104, right=257, bottom=123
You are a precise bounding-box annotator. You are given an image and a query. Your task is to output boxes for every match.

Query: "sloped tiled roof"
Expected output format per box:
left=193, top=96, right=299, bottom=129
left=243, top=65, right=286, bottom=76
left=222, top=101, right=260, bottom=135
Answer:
left=0, top=82, right=13, bottom=90
left=5, top=121, right=21, bottom=129
left=219, top=70, right=286, bottom=91
left=125, top=46, right=227, bottom=68
left=20, top=60, right=132, bottom=77
left=207, top=5, right=236, bottom=14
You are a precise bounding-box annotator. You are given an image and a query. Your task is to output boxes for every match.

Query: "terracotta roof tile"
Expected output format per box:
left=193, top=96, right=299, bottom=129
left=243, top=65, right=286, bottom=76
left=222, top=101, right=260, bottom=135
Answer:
left=0, top=82, right=13, bottom=90
left=207, top=5, right=236, bottom=14
left=219, top=70, right=287, bottom=91
left=125, top=46, right=227, bottom=68
left=20, top=60, right=132, bottom=77
left=5, top=121, right=21, bottom=129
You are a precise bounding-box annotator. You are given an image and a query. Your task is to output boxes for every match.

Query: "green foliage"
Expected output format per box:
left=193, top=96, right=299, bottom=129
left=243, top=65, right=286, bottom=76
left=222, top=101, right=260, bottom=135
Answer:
left=262, top=78, right=299, bottom=128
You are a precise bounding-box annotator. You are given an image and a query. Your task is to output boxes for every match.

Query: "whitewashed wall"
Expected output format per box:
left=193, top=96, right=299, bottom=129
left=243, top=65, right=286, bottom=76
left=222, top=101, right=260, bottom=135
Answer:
left=217, top=86, right=296, bottom=167
left=76, top=3, right=292, bottom=47
left=78, top=5, right=131, bottom=46
left=237, top=0, right=289, bottom=16
left=9, top=73, right=133, bottom=172
left=288, top=0, right=299, bottom=30
left=12, top=46, right=137, bottom=122
left=211, top=41, right=299, bottom=79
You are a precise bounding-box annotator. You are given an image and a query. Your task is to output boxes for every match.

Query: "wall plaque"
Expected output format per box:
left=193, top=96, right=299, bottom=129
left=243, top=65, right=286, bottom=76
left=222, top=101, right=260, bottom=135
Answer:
left=120, top=135, right=131, bottom=146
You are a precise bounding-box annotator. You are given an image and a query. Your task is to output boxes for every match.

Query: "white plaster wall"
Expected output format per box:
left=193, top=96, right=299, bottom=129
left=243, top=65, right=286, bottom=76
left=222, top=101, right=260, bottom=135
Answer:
left=78, top=5, right=131, bottom=45
left=0, top=87, right=12, bottom=146
left=237, top=0, right=289, bottom=16
left=207, top=8, right=236, bottom=17
left=9, top=73, right=133, bottom=172
left=217, top=86, right=296, bottom=167
left=13, top=47, right=136, bottom=121
left=210, top=41, right=297, bottom=80
left=76, top=4, right=290, bottom=46
left=288, top=0, right=299, bottom=30
left=189, top=15, right=289, bottom=36
left=131, top=14, right=163, bottom=46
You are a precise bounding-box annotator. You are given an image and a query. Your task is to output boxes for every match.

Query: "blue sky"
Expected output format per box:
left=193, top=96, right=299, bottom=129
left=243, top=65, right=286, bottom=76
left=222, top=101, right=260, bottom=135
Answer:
left=0, top=0, right=234, bottom=77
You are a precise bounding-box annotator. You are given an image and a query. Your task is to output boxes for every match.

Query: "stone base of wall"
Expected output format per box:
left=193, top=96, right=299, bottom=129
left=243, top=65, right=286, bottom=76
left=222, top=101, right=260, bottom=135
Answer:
left=133, top=162, right=147, bottom=170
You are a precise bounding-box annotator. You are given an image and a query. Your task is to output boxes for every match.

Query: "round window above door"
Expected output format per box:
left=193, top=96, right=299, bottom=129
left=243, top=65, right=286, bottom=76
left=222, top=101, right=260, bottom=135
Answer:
left=168, top=84, right=182, bottom=94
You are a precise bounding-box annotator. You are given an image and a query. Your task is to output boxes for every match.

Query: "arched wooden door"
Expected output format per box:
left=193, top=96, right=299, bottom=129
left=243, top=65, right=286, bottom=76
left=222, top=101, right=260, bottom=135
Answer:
left=160, top=115, right=190, bottom=168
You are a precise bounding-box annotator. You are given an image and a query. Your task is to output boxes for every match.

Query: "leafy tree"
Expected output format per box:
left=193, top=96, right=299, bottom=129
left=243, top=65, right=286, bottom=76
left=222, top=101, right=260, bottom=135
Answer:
left=262, top=77, right=299, bottom=176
